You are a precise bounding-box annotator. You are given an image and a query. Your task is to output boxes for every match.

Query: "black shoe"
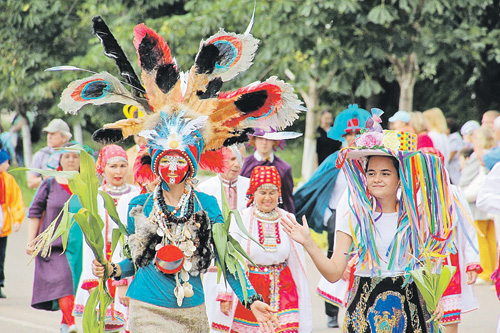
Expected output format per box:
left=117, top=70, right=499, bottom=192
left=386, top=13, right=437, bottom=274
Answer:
left=327, top=315, right=339, bottom=328
left=0, top=288, right=6, bottom=298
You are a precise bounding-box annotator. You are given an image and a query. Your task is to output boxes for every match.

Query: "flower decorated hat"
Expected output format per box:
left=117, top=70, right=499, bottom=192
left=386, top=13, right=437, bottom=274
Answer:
left=341, top=108, right=418, bottom=160
left=336, top=108, right=469, bottom=278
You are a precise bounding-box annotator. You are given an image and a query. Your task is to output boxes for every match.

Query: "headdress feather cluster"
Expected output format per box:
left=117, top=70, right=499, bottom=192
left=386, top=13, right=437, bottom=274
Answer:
left=49, top=15, right=305, bottom=173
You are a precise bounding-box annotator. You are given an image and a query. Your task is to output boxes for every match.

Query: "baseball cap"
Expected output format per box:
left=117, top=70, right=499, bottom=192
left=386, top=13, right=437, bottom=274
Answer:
left=460, top=120, right=480, bottom=136
left=388, top=111, right=411, bottom=123
left=43, top=119, right=72, bottom=139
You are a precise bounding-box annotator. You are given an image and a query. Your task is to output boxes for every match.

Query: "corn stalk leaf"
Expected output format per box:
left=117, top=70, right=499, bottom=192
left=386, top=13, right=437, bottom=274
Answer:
left=111, top=228, right=123, bottom=258
left=49, top=198, right=72, bottom=251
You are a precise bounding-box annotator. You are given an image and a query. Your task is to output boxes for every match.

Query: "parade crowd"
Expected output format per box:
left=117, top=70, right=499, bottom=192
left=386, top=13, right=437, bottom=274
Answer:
left=1, top=17, right=500, bottom=333
left=1, top=105, right=500, bottom=333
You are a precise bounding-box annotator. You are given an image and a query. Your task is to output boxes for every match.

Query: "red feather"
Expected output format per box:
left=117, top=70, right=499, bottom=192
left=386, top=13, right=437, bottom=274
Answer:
left=133, top=23, right=174, bottom=69
left=199, top=149, right=232, bottom=173
left=133, top=147, right=156, bottom=185
left=219, top=82, right=283, bottom=127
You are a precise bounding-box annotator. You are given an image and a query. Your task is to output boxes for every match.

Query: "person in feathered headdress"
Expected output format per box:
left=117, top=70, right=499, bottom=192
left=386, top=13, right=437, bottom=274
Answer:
left=50, top=14, right=305, bottom=332
left=282, top=109, right=472, bottom=332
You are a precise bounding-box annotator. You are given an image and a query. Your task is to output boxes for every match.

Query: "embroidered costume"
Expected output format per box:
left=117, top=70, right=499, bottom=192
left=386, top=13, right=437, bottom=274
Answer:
left=332, top=109, right=477, bottom=332
left=294, top=105, right=371, bottom=326
left=210, top=166, right=312, bottom=333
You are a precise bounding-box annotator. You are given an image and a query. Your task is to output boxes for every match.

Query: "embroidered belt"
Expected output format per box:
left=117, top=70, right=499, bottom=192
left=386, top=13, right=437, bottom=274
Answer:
left=248, top=262, right=286, bottom=273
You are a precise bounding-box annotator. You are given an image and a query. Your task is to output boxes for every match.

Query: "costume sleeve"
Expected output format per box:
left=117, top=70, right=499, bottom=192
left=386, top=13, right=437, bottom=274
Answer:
left=7, top=174, right=25, bottom=224
left=453, top=186, right=481, bottom=265
left=334, top=189, right=351, bottom=237
left=118, top=258, right=136, bottom=278
left=27, top=179, right=50, bottom=218
left=476, top=163, right=500, bottom=215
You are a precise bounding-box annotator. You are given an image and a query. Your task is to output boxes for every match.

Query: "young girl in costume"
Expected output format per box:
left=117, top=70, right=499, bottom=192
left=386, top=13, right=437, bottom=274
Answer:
left=212, top=166, right=311, bottom=332
left=27, top=148, right=83, bottom=333
left=282, top=113, right=464, bottom=332
left=74, top=145, right=139, bottom=331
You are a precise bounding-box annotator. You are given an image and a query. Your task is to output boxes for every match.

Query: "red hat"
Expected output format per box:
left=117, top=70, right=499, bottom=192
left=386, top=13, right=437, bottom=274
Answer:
left=95, top=144, right=128, bottom=176
left=246, top=166, right=282, bottom=207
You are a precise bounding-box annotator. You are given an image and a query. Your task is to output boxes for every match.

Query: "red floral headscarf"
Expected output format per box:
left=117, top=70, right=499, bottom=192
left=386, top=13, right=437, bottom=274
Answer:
left=246, top=166, right=282, bottom=207
left=95, top=144, right=128, bottom=176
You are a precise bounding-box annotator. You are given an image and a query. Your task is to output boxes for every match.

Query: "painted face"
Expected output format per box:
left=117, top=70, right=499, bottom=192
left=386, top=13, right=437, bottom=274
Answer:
left=366, top=156, right=400, bottom=201
left=104, top=160, right=128, bottom=187
left=254, top=186, right=279, bottom=213
left=158, top=151, right=190, bottom=184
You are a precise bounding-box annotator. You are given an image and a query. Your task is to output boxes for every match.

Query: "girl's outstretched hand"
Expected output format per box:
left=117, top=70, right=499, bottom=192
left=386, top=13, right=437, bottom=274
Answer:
left=280, top=213, right=311, bottom=246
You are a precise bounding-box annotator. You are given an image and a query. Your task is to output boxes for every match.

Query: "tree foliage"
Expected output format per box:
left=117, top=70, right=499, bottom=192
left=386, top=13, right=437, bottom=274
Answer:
left=3, top=0, right=500, bottom=160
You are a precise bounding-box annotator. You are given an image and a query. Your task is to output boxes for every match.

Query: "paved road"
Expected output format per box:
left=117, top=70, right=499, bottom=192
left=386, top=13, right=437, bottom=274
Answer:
left=1, top=221, right=499, bottom=332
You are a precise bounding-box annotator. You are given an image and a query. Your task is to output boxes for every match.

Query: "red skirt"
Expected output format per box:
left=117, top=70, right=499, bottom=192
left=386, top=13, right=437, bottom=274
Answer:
left=231, top=263, right=299, bottom=333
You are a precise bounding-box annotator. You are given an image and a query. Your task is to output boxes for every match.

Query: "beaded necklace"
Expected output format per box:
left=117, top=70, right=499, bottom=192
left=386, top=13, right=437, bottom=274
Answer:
left=104, top=183, right=133, bottom=197
left=254, top=206, right=281, bottom=252
left=151, top=184, right=199, bottom=305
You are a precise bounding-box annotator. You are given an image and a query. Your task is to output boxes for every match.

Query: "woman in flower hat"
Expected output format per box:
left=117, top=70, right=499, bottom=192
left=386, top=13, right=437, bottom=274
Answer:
left=281, top=109, right=469, bottom=332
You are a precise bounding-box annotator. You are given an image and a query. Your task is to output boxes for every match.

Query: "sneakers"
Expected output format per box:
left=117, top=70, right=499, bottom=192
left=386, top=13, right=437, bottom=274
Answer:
left=68, top=324, right=78, bottom=333
left=327, top=314, right=339, bottom=328
left=0, top=288, right=6, bottom=298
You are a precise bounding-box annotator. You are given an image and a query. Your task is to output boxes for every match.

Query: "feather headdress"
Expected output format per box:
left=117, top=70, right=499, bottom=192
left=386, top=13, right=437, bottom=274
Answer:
left=50, top=16, right=305, bottom=173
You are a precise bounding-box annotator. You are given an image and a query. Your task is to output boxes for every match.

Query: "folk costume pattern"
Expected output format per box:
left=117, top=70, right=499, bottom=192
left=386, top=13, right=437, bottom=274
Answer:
left=344, top=276, right=431, bottom=333
left=333, top=109, right=479, bottom=332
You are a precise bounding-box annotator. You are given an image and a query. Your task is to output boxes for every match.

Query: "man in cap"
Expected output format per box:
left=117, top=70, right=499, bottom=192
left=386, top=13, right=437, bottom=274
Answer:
left=388, top=110, right=411, bottom=131
left=27, top=119, right=72, bottom=189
